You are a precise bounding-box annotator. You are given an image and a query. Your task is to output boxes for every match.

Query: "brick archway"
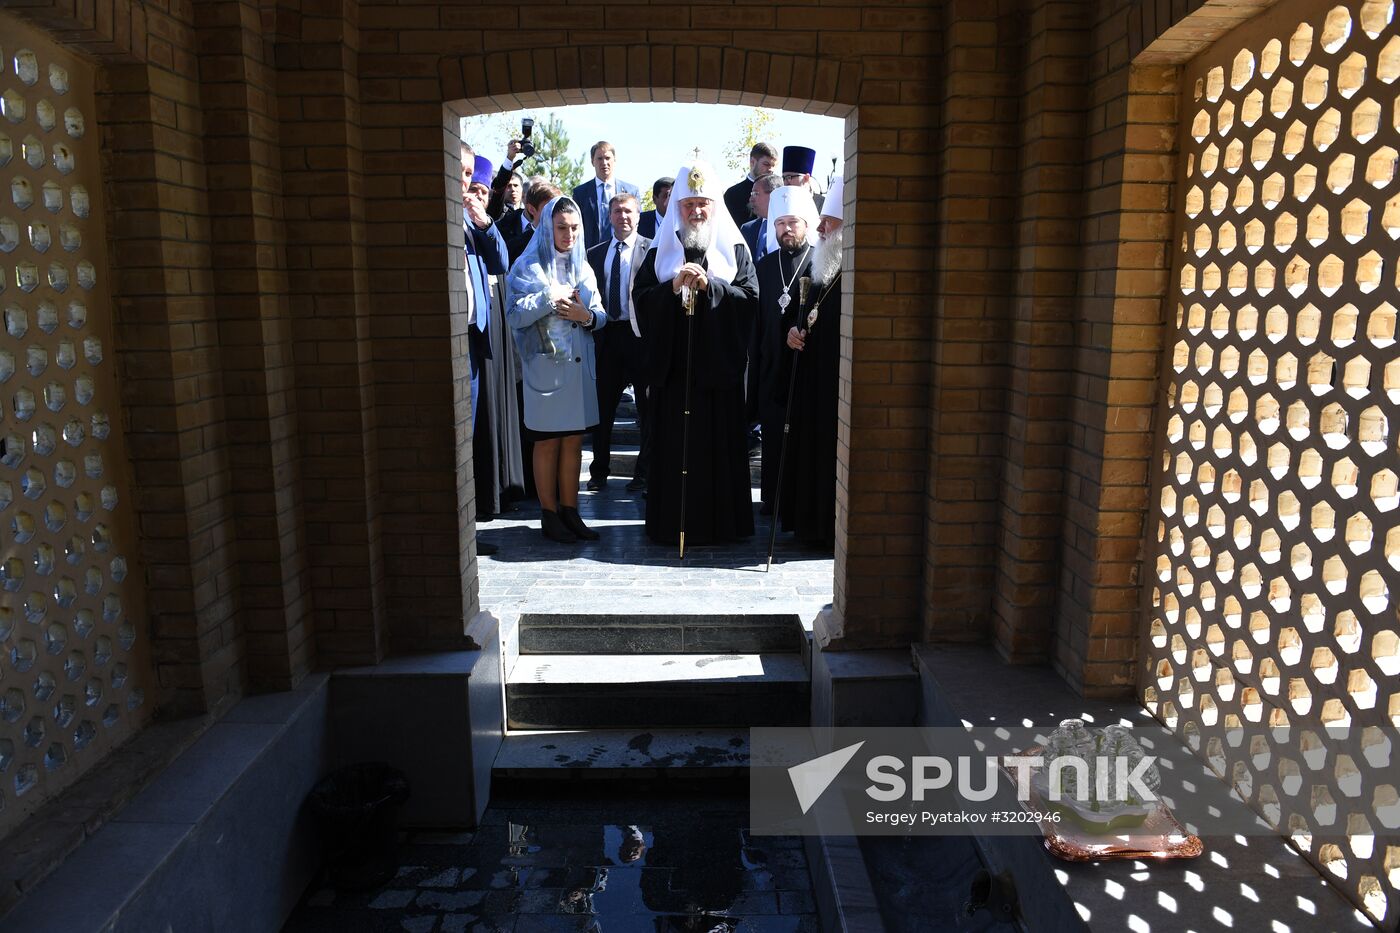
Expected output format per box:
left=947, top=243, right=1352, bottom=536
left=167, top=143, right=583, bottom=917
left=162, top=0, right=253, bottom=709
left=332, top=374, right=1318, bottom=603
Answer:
left=410, top=38, right=935, bottom=656
left=433, top=45, right=888, bottom=654
left=439, top=45, right=859, bottom=118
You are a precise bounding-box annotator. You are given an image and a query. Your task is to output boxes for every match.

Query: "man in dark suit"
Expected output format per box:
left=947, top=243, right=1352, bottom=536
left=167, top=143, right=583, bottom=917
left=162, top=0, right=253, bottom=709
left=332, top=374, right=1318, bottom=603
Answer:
left=739, top=173, right=784, bottom=263
left=637, top=176, right=672, bottom=240
left=723, top=142, right=778, bottom=228
left=572, top=141, right=641, bottom=250
left=495, top=171, right=529, bottom=241
left=505, top=179, right=560, bottom=264
left=585, top=192, right=653, bottom=492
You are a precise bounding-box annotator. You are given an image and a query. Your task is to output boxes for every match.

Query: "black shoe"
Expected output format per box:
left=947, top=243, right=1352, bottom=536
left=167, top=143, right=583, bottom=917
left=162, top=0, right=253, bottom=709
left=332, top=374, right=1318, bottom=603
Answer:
left=626, top=477, right=646, bottom=492
left=560, top=506, right=600, bottom=541
left=540, top=509, right=577, bottom=544
left=586, top=477, right=605, bottom=491
left=476, top=540, right=499, bottom=556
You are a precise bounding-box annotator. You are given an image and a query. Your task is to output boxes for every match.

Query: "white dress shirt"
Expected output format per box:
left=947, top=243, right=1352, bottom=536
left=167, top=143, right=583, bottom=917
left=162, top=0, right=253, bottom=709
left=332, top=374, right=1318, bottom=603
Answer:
left=602, top=232, right=638, bottom=321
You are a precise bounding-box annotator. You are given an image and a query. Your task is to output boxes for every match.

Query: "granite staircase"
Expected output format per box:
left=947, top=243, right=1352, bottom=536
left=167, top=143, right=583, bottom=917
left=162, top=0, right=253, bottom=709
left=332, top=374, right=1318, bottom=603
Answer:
left=494, top=613, right=811, bottom=781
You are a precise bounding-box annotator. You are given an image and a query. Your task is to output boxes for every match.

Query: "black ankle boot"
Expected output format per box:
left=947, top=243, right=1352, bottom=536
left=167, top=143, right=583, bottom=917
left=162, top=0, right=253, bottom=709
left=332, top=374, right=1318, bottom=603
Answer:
left=541, top=509, right=577, bottom=544
left=559, top=506, right=600, bottom=541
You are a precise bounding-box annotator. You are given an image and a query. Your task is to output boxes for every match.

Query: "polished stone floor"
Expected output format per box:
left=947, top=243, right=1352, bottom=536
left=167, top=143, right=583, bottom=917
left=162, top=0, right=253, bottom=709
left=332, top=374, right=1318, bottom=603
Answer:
left=475, top=439, right=835, bottom=628
left=284, top=792, right=819, bottom=932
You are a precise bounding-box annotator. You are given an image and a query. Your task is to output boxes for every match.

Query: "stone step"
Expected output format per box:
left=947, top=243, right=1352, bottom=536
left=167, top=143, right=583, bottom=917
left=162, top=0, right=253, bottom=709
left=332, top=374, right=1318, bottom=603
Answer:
left=492, top=728, right=750, bottom=781
left=505, top=653, right=810, bottom=730
left=517, top=612, right=805, bottom=655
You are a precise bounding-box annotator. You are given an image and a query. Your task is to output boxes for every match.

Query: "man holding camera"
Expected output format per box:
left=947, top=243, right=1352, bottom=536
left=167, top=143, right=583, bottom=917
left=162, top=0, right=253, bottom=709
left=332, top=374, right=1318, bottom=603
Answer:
left=483, top=117, right=537, bottom=225
left=572, top=141, right=641, bottom=250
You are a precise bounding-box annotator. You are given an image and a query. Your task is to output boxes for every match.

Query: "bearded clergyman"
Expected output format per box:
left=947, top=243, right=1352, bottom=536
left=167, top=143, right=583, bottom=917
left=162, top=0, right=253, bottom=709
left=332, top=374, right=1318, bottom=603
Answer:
left=750, top=185, right=819, bottom=514
left=633, top=158, right=760, bottom=547
left=778, top=174, right=846, bottom=549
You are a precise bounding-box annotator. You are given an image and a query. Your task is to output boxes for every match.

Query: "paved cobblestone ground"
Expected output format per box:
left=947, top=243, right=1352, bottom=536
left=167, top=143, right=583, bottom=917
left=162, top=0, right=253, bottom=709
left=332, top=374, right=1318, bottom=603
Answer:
left=476, top=446, right=835, bottom=630
left=285, top=793, right=819, bottom=932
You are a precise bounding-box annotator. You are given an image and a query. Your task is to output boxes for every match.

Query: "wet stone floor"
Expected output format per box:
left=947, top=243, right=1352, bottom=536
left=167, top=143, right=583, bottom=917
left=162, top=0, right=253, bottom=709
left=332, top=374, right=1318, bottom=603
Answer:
left=284, top=793, right=819, bottom=933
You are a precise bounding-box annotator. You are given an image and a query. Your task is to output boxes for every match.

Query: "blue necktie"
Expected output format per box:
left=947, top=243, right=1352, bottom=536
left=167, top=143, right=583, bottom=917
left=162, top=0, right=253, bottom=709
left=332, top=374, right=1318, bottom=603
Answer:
left=755, top=219, right=768, bottom=260
left=600, top=185, right=610, bottom=240
left=608, top=242, right=624, bottom=320
left=465, top=238, right=487, bottom=335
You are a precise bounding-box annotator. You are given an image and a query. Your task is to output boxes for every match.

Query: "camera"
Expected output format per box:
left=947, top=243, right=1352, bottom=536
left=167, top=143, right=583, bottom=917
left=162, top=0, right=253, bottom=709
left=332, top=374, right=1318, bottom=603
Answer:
left=517, top=117, right=536, bottom=159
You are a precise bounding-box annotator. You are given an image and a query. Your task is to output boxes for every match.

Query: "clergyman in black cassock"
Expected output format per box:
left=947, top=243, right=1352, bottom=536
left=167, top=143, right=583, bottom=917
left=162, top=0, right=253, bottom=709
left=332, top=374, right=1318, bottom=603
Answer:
left=752, top=185, right=820, bottom=510
left=778, top=175, right=846, bottom=549
left=752, top=245, right=813, bottom=507
left=632, top=160, right=759, bottom=547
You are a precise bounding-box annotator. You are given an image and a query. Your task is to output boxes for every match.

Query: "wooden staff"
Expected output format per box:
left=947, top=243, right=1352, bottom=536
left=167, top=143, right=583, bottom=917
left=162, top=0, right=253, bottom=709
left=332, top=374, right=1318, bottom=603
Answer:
left=678, top=283, right=697, bottom=558
left=767, top=276, right=812, bottom=572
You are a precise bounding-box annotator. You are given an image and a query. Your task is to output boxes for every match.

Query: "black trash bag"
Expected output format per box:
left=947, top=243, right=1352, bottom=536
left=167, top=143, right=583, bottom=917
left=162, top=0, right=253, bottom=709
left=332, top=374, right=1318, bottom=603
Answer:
left=307, top=762, right=411, bottom=891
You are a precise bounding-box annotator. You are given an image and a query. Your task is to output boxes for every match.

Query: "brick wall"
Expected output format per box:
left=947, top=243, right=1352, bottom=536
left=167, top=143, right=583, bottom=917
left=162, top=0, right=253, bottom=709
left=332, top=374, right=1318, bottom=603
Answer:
left=0, top=0, right=1257, bottom=742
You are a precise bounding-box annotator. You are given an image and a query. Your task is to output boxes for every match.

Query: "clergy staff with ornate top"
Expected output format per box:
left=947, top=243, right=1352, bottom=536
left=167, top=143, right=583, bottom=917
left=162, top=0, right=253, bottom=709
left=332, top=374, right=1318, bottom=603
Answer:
left=751, top=185, right=821, bottom=515
left=632, top=156, right=760, bottom=551
left=777, top=174, right=846, bottom=549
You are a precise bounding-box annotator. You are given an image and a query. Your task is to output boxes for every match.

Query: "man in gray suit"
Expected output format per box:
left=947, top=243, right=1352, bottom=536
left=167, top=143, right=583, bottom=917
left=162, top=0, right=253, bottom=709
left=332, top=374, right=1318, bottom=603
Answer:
left=739, top=173, right=784, bottom=263
left=573, top=141, right=641, bottom=250
left=585, top=192, right=653, bottom=492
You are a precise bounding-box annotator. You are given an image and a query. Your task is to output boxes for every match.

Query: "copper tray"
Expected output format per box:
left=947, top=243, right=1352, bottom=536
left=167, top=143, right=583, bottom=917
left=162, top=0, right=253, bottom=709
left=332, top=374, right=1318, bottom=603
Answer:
left=1004, top=748, right=1203, bottom=862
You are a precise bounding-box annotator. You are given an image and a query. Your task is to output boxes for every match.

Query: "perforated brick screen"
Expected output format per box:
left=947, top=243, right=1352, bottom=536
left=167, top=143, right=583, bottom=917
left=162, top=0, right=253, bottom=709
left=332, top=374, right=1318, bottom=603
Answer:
left=1146, top=0, right=1400, bottom=922
left=0, top=23, right=152, bottom=835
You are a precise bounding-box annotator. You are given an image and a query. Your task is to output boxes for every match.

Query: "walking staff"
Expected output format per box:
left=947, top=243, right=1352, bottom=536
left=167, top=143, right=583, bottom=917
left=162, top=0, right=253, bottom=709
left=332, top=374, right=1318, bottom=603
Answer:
left=631, top=153, right=759, bottom=550
left=678, top=282, right=697, bottom=558
left=767, top=278, right=811, bottom=571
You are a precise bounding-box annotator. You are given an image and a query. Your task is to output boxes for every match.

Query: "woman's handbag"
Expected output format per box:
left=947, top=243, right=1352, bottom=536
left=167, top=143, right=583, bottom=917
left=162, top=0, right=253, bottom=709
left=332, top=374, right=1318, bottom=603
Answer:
left=532, top=312, right=574, bottom=362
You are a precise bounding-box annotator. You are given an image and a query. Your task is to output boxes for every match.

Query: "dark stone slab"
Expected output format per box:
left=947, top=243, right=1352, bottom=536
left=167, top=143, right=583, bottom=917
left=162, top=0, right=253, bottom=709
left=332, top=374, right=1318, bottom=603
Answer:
left=506, top=685, right=809, bottom=730
left=517, top=613, right=805, bottom=655
left=492, top=729, right=749, bottom=782
left=333, top=613, right=503, bottom=829
left=0, top=679, right=329, bottom=933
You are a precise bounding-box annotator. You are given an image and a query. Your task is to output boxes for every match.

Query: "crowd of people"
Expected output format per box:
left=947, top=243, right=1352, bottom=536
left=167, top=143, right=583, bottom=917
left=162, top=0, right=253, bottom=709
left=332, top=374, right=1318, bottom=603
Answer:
left=460, top=136, right=845, bottom=555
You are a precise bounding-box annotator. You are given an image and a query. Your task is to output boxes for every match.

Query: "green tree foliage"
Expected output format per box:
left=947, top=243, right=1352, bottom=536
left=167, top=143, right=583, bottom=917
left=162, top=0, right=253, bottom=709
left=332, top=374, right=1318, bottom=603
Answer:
left=640, top=189, right=655, bottom=212
left=460, top=112, right=585, bottom=191
left=723, top=107, right=776, bottom=173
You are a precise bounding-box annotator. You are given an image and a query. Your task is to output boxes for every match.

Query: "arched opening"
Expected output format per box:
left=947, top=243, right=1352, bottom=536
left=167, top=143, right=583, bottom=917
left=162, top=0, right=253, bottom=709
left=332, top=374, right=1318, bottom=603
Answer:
left=435, top=50, right=879, bottom=646
left=450, top=99, right=847, bottom=628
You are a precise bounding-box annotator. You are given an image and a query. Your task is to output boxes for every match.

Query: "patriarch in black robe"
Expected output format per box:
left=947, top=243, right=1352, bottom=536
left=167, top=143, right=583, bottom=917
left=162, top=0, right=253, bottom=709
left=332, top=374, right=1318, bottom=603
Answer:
left=633, top=159, right=759, bottom=547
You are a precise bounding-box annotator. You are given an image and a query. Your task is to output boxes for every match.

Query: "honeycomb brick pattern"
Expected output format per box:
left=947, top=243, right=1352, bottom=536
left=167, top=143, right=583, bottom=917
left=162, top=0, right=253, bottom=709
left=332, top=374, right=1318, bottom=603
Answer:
left=1147, top=0, right=1400, bottom=922
left=0, top=30, right=150, bottom=838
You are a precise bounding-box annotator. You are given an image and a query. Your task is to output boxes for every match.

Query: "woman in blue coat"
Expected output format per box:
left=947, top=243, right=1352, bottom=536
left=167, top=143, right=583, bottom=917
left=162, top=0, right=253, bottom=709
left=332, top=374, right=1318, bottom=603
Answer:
left=506, top=197, right=607, bottom=543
